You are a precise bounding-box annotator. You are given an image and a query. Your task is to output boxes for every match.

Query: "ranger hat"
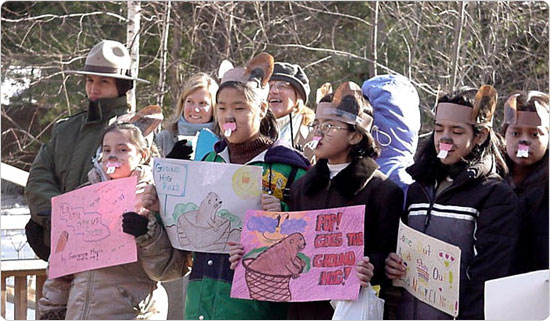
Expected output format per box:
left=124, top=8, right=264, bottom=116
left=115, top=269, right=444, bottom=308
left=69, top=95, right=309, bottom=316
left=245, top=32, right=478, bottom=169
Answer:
left=66, top=40, right=148, bottom=83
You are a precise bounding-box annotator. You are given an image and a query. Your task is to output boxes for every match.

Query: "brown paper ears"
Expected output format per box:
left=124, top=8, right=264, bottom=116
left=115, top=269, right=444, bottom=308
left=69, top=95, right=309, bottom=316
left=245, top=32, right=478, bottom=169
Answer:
left=316, top=82, right=333, bottom=104
left=503, top=94, right=520, bottom=125
left=116, top=105, right=163, bottom=137
left=472, top=85, right=497, bottom=126
left=245, top=52, right=274, bottom=88
left=332, top=82, right=364, bottom=107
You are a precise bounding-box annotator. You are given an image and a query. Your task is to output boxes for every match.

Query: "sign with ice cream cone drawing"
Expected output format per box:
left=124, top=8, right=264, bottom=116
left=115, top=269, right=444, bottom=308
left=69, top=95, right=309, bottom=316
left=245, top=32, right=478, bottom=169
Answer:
left=393, top=220, right=461, bottom=317
left=153, top=158, right=262, bottom=253
left=49, top=176, right=138, bottom=279
left=231, top=205, right=365, bottom=302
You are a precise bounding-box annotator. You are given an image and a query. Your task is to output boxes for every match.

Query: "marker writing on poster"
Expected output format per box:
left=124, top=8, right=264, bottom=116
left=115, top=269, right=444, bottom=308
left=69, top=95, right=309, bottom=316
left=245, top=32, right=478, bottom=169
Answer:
left=313, top=212, right=363, bottom=285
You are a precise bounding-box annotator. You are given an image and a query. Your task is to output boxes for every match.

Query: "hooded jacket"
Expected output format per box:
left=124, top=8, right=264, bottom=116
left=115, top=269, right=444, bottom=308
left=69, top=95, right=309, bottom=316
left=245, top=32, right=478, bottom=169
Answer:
left=137, top=139, right=310, bottom=320
left=286, top=157, right=403, bottom=319
left=25, top=96, right=130, bottom=251
left=361, top=75, right=421, bottom=192
left=508, top=152, right=549, bottom=273
left=398, top=156, right=520, bottom=320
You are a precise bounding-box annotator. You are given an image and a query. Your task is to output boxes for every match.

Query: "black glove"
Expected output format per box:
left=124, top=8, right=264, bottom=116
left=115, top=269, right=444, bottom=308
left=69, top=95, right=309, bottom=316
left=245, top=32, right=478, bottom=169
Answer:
left=122, top=212, right=148, bottom=237
left=166, top=139, right=193, bottom=160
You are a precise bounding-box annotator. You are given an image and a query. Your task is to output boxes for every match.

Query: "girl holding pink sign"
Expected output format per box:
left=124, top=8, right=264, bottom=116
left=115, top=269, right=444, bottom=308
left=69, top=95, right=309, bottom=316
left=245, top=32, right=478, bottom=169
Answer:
left=384, top=86, right=521, bottom=319
left=229, top=81, right=404, bottom=319
left=500, top=91, right=549, bottom=274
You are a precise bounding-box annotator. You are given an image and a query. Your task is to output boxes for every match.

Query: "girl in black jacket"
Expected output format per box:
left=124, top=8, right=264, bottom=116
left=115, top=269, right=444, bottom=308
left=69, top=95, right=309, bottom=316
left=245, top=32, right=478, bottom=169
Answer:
left=500, top=91, right=549, bottom=274
left=230, top=81, right=403, bottom=319
left=384, top=86, right=520, bottom=319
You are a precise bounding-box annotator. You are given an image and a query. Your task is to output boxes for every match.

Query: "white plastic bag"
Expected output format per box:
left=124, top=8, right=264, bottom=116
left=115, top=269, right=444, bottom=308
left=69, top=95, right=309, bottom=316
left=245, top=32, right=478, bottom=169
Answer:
left=331, top=286, right=385, bottom=320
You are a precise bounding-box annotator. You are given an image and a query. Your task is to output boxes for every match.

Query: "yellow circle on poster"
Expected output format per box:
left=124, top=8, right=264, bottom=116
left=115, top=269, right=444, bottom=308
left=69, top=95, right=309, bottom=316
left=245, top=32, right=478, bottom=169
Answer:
left=233, top=167, right=261, bottom=199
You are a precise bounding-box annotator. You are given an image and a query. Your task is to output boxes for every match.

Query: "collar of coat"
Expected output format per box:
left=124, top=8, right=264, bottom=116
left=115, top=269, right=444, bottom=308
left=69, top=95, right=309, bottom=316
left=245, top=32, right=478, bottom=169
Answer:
left=303, top=157, right=379, bottom=199
left=86, top=96, right=130, bottom=123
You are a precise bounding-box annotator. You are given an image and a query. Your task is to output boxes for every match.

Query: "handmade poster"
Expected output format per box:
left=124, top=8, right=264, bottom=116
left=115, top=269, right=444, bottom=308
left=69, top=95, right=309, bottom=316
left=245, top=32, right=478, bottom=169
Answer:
left=393, top=220, right=461, bottom=317
left=153, top=158, right=262, bottom=253
left=484, top=269, right=549, bottom=320
left=49, top=176, right=138, bottom=279
left=230, top=205, right=365, bottom=302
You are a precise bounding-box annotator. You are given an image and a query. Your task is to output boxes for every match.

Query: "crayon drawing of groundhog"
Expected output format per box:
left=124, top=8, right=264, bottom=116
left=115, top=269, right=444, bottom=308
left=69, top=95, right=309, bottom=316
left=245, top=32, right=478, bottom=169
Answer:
left=243, top=232, right=307, bottom=301
left=177, top=191, right=239, bottom=251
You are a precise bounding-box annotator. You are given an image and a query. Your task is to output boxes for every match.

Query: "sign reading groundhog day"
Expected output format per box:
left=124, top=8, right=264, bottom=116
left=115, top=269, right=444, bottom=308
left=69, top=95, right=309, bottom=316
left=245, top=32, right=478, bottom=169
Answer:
left=230, top=205, right=365, bottom=302
left=153, top=158, right=262, bottom=253
left=49, top=176, right=138, bottom=279
left=393, top=220, right=461, bottom=317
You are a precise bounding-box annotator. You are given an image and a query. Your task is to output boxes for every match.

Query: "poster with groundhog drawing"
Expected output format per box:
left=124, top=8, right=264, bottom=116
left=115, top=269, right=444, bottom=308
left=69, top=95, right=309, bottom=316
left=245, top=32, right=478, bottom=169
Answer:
left=153, top=158, right=263, bottom=253
left=49, top=176, right=138, bottom=279
left=230, top=205, right=365, bottom=302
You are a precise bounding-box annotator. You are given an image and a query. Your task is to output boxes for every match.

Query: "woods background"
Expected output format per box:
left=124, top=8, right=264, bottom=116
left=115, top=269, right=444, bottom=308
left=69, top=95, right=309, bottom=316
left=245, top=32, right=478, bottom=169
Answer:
left=1, top=1, right=548, bottom=170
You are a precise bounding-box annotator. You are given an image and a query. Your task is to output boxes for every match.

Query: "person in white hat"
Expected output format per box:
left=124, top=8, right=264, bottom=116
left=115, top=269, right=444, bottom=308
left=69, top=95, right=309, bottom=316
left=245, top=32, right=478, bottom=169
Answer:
left=25, top=40, right=165, bottom=319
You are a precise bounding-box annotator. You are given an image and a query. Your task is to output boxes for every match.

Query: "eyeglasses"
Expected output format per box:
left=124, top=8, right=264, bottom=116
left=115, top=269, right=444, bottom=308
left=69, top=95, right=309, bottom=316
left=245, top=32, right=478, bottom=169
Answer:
left=308, top=123, right=350, bottom=134
left=269, top=81, right=293, bottom=91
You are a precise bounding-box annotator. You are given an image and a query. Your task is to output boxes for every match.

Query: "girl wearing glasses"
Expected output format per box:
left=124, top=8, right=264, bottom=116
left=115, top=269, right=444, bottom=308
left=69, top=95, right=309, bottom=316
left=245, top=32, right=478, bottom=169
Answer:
left=500, top=91, right=549, bottom=274
left=155, top=72, right=218, bottom=156
left=229, top=81, right=403, bottom=319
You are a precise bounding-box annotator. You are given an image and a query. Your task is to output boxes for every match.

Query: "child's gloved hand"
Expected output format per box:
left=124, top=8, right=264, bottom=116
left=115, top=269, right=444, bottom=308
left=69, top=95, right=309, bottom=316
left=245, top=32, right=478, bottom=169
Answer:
left=122, top=212, right=148, bottom=237
left=228, top=241, right=244, bottom=270
left=356, top=256, right=375, bottom=287
left=166, top=139, right=193, bottom=160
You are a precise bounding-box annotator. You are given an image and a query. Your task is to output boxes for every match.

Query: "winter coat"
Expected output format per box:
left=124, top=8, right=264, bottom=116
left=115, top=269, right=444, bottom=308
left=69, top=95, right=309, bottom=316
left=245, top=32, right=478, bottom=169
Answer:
left=398, top=158, right=520, bottom=320
left=361, top=75, right=421, bottom=192
left=286, top=157, right=404, bottom=319
left=508, top=152, right=549, bottom=273
left=25, top=96, right=130, bottom=251
left=138, top=139, right=310, bottom=320
left=38, top=164, right=168, bottom=320
left=154, top=119, right=216, bottom=157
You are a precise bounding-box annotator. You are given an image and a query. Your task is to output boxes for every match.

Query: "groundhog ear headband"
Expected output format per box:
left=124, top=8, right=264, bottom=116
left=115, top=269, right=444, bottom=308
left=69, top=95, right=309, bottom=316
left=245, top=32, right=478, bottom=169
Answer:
left=219, top=52, right=274, bottom=89
left=435, top=85, right=497, bottom=127
left=503, top=92, right=549, bottom=127
left=315, top=81, right=373, bottom=132
left=114, top=104, right=163, bottom=139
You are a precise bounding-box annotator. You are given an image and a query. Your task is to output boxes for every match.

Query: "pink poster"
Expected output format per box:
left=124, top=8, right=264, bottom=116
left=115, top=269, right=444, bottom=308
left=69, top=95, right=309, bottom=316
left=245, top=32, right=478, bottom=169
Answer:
left=49, top=177, right=138, bottom=279
left=231, top=205, right=365, bottom=302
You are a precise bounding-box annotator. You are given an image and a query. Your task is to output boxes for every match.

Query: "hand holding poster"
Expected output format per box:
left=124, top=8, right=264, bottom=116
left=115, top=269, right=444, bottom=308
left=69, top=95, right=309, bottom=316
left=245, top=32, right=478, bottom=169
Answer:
left=231, top=205, right=365, bottom=302
left=153, top=158, right=262, bottom=253
left=49, top=176, right=138, bottom=279
left=393, top=220, right=461, bottom=317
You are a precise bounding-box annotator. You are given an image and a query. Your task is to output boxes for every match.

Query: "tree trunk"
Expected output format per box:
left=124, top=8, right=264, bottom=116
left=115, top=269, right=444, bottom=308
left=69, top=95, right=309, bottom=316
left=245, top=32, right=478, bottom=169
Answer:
left=127, top=0, right=141, bottom=112
left=450, top=1, right=466, bottom=92
left=158, top=1, right=172, bottom=107
left=367, top=1, right=379, bottom=77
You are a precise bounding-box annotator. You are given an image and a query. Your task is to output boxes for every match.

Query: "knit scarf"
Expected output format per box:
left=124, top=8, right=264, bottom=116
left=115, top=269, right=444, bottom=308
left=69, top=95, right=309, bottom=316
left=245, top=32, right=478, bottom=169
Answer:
left=177, top=115, right=216, bottom=136
left=226, top=135, right=274, bottom=164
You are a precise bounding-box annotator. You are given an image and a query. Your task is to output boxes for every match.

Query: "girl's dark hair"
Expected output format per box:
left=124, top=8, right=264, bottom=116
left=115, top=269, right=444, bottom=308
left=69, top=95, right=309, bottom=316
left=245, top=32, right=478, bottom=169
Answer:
left=409, top=89, right=508, bottom=183
left=215, top=81, right=279, bottom=140
left=318, top=93, right=380, bottom=160
left=115, top=79, right=134, bottom=97
left=101, top=122, right=159, bottom=165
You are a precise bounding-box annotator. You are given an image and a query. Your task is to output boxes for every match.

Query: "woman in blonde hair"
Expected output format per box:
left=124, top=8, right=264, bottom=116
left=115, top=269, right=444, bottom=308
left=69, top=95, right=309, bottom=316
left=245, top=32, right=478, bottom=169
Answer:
left=155, top=72, right=218, bottom=156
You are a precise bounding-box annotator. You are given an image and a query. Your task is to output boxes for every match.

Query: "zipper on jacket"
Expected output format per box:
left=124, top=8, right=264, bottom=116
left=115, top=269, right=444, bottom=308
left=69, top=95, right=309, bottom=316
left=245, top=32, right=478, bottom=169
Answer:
left=81, top=270, right=95, bottom=319
left=419, top=183, right=436, bottom=232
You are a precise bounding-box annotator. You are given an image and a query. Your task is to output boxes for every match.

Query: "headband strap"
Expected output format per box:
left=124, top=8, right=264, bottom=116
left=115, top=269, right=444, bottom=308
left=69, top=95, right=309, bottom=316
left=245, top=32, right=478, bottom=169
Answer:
left=315, top=102, right=373, bottom=131
left=516, top=111, right=545, bottom=127
left=435, top=102, right=474, bottom=125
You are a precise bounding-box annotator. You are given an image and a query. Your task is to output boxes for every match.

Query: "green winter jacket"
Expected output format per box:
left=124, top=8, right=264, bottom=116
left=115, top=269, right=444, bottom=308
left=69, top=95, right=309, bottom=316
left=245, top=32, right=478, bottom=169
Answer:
left=184, top=139, right=310, bottom=320
left=25, top=96, right=129, bottom=247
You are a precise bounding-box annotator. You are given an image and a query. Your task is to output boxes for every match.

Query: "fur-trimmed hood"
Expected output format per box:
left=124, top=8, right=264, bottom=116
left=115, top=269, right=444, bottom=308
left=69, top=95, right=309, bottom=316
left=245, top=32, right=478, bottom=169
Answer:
left=303, top=157, right=379, bottom=199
